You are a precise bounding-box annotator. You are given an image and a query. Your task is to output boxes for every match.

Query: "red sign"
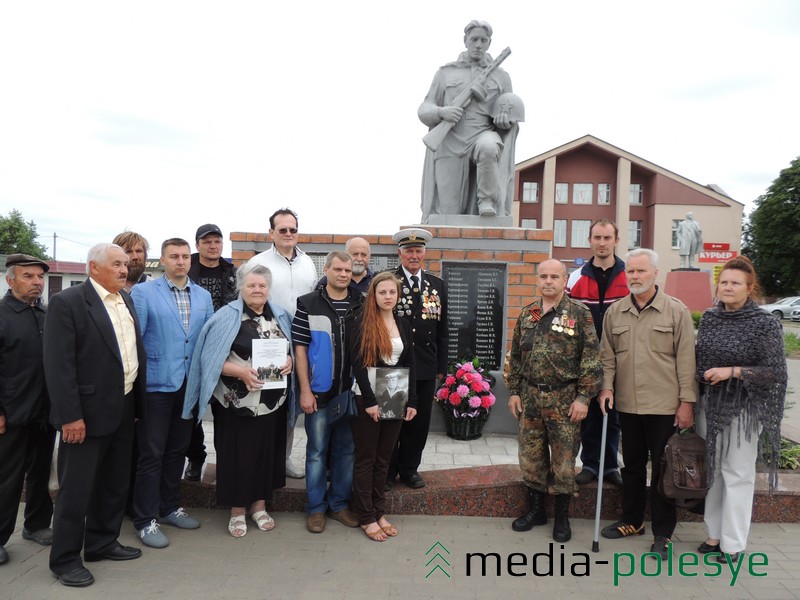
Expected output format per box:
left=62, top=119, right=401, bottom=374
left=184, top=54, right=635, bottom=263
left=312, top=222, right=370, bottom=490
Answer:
left=704, top=242, right=730, bottom=251
left=699, top=250, right=737, bottom=263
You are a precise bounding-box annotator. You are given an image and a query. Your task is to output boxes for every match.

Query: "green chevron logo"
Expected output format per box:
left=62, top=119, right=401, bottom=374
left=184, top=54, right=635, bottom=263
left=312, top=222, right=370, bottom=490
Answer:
left=425, top=541, right=452, bottom=579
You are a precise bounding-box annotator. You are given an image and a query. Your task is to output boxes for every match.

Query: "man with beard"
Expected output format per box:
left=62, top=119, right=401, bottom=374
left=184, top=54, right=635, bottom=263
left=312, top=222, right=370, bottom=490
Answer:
left=317, top=237, right=374, bottom=295
left=599, top=248, right=696, bottom=560
left=113, top=232, right=150, bottom=292
left=0, top=254, right=56, bottom=566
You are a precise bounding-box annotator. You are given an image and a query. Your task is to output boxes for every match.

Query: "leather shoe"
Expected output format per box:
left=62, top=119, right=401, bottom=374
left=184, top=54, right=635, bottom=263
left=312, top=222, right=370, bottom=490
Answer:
left=403, top=473, right=426, bottom=489
left=85, top=545, right=142, bottom=562
left=697, top=541, right=721, bottom=554
left=717, top=552, right=741, bottom=564
left=604, top=471, right=624, bottom=488
left=575, top=469, right=596, bottom=485
left=55, top=566, right=94, bottom=587
left=307, top=513, right=325, bottom=533
left=384, top=480, right=394, bottom=492
left=327, top=508, right=359, bottom=528
left=184, top=461, right=202, bottom=482
left=0, top=544, right=8, bottom=565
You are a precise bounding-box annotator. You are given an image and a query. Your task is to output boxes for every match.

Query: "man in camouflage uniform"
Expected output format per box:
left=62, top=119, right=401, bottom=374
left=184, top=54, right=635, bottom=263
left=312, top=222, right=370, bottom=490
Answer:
left=507, top=259, right=602, bottom=542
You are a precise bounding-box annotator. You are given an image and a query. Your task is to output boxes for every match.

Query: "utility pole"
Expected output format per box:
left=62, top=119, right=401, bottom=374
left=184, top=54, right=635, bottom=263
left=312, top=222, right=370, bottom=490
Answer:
left=53, top=233, right=57, bottom=260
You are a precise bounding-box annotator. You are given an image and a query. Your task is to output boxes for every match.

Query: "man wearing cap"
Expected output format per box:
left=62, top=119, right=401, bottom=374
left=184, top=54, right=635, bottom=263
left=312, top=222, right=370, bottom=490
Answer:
left=184, top=224, right=237, bottom=481
left=387, top=228, right=447, bottom=490
left=45, top=244, right=146, bottom=587
left=251, top=208, right=318, bottom=479
left=0, top=254, right=56, bottom=566
left=129, top=238, right=213, bottom=549
left=113, top=231, right=150, bottom=292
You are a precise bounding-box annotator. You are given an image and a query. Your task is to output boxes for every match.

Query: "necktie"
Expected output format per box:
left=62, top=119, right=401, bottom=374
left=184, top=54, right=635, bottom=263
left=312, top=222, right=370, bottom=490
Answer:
left=410, top=275, right=420, bottom=293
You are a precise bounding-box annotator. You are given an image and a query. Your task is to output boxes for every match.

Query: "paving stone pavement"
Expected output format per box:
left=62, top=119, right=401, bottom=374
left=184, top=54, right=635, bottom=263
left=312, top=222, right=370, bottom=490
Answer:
left=2, top=510, right=799, bottom=599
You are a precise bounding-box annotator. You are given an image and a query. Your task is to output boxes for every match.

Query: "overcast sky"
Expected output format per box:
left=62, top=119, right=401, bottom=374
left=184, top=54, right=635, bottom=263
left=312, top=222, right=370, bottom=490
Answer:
left=1, top=0, right=798, bottom=262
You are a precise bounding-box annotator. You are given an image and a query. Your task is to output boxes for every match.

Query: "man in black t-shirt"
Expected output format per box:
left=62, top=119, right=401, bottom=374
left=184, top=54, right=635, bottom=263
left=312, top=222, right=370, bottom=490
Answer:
left=184, top=224, right=238, bottom=481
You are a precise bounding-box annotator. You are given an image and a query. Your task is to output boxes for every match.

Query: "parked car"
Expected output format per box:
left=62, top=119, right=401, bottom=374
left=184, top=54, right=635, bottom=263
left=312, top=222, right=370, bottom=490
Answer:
left=792, top=307, right=800, bottom=322
left=760, top=296, right=800, bottom=319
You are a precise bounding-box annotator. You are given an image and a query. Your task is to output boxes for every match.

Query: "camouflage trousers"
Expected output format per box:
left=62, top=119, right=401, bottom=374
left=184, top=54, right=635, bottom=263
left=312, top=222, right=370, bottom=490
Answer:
left=517, top=386, right=580, bottom=495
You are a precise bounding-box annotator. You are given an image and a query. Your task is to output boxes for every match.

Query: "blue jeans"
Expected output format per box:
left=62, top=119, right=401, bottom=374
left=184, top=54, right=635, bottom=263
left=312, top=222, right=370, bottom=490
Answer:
left=579, top=397, right=620, bottom=476
left=304, top=406, right=354, bottom=515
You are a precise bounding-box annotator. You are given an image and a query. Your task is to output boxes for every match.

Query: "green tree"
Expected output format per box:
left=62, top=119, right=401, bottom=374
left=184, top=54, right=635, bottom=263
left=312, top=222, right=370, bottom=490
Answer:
left=743, top=156, right=800, bottom=296
left=0, top=209, right=50, bottom=259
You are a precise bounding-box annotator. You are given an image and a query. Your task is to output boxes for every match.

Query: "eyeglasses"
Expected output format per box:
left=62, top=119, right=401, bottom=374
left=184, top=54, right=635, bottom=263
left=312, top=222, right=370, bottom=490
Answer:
left=275, top=228, right=298, bottom=235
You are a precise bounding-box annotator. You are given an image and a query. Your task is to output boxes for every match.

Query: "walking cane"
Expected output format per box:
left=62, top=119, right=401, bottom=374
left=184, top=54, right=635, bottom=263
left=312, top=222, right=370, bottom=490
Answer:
left=592, top=401, right=609, bottom=553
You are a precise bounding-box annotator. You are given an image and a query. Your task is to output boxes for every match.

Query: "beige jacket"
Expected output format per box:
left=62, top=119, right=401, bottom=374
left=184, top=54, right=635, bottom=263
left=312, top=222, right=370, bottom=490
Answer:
left=600, top=290, right=697, bottom=415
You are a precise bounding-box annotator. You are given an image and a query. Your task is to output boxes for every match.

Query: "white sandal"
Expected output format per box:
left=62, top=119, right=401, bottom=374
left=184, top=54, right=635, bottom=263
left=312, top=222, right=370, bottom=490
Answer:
left=228, top=514, right=247, bottom=538
left=251, top=510, right=275, bottom=531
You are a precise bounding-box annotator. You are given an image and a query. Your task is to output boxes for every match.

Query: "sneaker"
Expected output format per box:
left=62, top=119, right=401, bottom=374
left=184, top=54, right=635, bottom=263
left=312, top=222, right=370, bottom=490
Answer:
left=22, top=527, right=54, bottom=546
left=650, top=536, right=670, bottom=560
left=138, top=520, right=169, bottom=548
left=575, top=469, right=597, bottom=485
left=160, top=507, right=200, bottom=529
left=601, top=520, right=645, bottom=539
left=327, top=508, right=359, bottom=528
left=307, top=513, right=325, bottom=533
left=286, top=458, right=305, bottom=479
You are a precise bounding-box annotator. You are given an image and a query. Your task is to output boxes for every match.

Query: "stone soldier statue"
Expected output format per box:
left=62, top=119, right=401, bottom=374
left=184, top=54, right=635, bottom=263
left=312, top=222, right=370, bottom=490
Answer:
left=419, top=20, right=523, bottom=221
left=507, top=259, right=602, bottom=542
left=676, top=212, right=703, bottom=268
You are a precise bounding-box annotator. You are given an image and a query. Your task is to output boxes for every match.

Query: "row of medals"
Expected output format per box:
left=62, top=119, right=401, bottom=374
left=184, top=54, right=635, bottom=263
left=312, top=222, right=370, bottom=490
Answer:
left=552, top=311, right=576, bottom=336
left=397, top=285, right=441, bottom=320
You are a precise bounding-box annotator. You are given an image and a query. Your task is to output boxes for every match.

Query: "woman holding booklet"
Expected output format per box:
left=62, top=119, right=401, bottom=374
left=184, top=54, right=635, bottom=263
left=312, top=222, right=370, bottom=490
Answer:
left=184, top=261, right=293, bottom=538
left=348, top=272, right=417, bottom=542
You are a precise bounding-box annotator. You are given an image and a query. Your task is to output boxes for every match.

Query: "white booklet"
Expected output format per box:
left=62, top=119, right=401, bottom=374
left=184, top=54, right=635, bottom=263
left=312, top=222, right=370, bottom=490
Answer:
left=252, top=338, right=288, bottom=390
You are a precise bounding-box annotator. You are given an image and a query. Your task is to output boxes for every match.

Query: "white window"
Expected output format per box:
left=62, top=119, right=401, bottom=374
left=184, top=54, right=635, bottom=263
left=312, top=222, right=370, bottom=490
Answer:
left=571, top=220, right=591, bottom=248
left=598, top=183, right=611, bottom=205
left=521, top=218, right=538, bottom=228
left=573, top=183, right=593, bottom=205
left=629, top=183, right=643, bottom=205
left=554, top=220, right=567, bottom=247
left=671, top=219, right=681, bottom=248
left=522, top=181, right=538, bottom=203
left=629, top=220, right=642, bottom=248
left=555, top=183, right=569, bottom=204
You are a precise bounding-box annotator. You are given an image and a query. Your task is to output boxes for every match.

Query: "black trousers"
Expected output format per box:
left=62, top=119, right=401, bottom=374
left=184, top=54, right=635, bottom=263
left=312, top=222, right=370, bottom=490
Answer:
left=132, top=385, right=192, bottom=530
left=0, top=421, right=55, bottom=545
left=389, top=378, right=435, bottom=481
left=50, top=394, right=135, bottom=574
left=618, top=411, right=677, bottom=538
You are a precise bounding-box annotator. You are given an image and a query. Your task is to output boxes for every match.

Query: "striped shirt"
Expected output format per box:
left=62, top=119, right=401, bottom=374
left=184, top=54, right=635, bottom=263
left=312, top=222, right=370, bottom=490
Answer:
left=292, top=295, right=351, bottom=348
left=165, top=275, right=191, bottom=332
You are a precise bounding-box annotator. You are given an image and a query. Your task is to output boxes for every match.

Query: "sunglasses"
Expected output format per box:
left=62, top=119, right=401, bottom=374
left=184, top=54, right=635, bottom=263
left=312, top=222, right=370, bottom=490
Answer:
left=275, top=228, right=298, bottom=235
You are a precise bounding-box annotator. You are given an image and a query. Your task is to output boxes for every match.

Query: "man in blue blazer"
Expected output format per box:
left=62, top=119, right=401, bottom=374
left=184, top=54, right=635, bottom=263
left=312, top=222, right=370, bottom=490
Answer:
left=130, top=238, right=213, bottom=548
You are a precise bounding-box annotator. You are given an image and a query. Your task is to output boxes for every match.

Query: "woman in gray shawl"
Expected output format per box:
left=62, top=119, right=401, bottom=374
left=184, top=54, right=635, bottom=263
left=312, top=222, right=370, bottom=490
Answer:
left=695, top=256, right=786, bottom=564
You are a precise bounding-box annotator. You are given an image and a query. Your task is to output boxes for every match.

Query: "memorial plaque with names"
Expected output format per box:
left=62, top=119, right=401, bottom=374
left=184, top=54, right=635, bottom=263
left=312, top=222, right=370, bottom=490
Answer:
left=442, top=262, right=505, bottom=369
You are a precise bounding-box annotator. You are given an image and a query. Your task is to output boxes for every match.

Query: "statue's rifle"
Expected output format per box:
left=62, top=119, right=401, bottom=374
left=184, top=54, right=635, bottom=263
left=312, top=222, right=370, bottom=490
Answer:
left=422, top=47, right=511, bottom=152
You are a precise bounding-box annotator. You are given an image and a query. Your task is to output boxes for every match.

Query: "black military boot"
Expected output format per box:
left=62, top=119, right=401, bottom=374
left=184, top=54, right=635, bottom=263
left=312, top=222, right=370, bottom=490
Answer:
left=512, top=488, right=547, bottom=532
left=553, top=494, right=572, bottom=542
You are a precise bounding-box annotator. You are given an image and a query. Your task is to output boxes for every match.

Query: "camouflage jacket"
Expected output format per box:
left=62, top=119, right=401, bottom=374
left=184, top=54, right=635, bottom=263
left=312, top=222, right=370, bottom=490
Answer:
left=507, top=294, right=602, bottom=405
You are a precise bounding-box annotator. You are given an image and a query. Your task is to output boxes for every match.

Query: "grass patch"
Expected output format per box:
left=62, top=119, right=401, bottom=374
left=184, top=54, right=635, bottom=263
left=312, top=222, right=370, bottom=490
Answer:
left=786, top=332, right=800, bottom=358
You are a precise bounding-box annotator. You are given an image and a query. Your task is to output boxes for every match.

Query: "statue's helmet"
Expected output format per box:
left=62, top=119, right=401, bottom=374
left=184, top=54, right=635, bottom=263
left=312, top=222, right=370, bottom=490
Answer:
left=492, top=93, right=525, bottom=122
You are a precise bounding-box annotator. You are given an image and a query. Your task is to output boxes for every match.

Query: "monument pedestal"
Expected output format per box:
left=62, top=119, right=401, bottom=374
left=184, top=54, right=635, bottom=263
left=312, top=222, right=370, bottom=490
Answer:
left=664, top=270, right=714, bottom=312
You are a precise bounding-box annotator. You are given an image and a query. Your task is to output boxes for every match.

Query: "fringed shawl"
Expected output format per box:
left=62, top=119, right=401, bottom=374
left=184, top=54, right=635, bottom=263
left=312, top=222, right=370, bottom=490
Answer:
left=695, top=299, right=787, bottom=492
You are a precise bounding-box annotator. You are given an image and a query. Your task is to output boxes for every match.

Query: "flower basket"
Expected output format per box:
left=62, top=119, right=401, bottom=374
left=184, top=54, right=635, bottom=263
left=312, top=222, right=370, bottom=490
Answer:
left=434, top=357, right=496, bottom=441
left=440, top=404, right=489, bottom=440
